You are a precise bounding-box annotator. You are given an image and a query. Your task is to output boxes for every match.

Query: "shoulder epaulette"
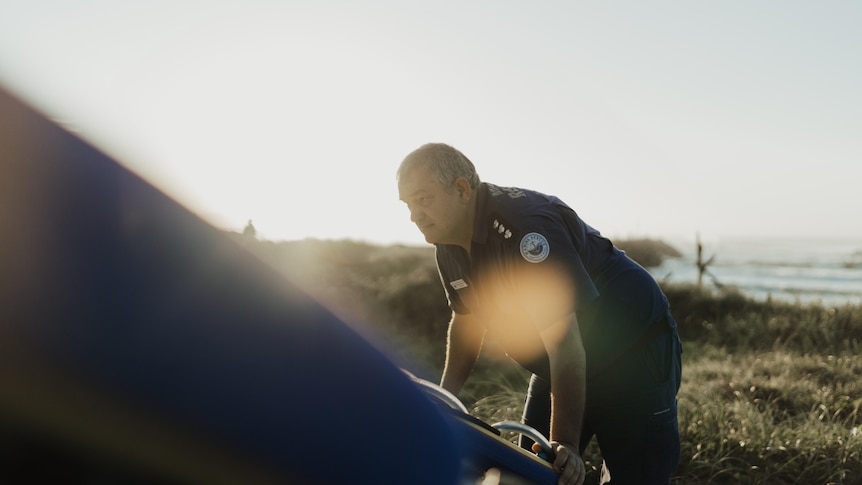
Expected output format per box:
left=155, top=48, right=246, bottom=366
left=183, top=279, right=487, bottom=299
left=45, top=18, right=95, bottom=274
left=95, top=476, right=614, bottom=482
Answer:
left=489, top=213, right=520, bottom=242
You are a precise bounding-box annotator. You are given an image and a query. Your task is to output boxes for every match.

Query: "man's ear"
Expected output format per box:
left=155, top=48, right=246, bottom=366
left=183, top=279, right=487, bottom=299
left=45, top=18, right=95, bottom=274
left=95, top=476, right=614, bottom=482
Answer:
left=453, top=177, right=472, bottom=202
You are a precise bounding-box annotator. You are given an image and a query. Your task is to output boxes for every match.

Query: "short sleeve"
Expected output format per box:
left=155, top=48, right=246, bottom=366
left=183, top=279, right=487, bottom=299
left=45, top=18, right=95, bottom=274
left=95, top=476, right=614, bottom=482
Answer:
left=509, top=212, right=599, bottom=328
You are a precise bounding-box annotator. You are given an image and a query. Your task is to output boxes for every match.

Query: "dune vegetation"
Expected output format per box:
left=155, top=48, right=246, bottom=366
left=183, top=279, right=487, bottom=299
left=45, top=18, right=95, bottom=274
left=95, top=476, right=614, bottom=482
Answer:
left=232, top=233, right=862, bottom=484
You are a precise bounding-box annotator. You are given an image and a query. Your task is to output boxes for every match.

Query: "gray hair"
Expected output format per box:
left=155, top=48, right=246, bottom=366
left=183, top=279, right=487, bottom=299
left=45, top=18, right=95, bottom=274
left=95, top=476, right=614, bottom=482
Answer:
left=397, top=143, right=481, bottom=191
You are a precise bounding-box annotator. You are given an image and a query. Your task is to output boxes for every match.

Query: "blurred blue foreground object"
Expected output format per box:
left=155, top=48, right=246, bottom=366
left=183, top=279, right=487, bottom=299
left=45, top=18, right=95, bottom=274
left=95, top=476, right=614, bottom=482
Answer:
left=0, top=86, right=556, bottom=484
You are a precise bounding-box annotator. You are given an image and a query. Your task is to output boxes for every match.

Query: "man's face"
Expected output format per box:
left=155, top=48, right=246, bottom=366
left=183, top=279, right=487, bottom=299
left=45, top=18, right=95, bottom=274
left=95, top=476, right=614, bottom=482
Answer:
left=398, top=164, right=470, bottom=246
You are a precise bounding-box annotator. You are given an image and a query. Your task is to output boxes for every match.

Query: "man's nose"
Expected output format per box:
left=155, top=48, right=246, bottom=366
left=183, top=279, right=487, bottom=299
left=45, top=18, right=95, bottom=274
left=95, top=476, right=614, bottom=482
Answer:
left=408, top=205, right=423, bottom=223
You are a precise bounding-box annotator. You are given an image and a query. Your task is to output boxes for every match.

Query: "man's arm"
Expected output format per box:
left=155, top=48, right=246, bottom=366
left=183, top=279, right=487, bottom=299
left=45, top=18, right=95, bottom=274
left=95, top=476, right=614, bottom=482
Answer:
left=538, top=311, right=587, bottom=485
left=439, top=312, right=485, bottom=396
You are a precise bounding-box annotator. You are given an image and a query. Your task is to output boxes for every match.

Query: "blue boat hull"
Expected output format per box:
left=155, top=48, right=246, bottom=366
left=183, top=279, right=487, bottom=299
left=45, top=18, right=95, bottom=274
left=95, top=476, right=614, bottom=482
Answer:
left=0, top=85, right=556, bottom=485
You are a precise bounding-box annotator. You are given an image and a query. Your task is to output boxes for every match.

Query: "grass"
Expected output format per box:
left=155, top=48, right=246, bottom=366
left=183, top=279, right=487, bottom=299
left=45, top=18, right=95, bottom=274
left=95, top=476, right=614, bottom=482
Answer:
left=454, top=345, right=862, bottom=485
left=233, top=235, right=862, bottom=484
left=675, top=348, right=862, bottom=484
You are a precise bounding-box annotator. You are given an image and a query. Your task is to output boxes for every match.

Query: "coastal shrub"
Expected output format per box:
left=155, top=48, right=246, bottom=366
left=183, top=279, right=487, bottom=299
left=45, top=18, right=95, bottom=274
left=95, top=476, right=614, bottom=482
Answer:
left=664, top=284, right=862, bottom=355
left=614, top=237, right=683, bottom=268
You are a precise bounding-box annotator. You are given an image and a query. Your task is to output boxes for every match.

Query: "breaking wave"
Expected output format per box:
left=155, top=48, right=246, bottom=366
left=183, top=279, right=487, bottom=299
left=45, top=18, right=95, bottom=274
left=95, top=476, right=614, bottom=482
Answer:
left=647, top=237, right=862, bottom=306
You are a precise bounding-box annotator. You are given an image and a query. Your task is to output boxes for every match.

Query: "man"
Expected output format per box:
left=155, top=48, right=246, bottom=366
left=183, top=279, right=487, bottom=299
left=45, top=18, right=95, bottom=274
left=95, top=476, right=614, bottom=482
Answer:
left=396, top=143, right=682, bottom=485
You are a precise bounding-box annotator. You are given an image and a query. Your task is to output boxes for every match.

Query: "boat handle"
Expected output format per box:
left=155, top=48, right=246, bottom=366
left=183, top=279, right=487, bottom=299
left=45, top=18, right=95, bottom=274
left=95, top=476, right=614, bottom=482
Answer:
left=491, top=420, right=555, bottom=459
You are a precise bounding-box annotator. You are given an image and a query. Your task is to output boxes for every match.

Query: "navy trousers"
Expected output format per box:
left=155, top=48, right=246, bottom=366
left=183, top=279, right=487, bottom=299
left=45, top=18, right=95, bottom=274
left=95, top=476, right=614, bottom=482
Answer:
left=520, top=317, right=683, bottom=485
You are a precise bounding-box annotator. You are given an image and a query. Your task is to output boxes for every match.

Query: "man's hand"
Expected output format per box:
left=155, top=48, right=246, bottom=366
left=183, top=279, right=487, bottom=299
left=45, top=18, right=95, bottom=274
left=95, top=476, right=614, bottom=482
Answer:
left=533, top=441, right=585, bottom=485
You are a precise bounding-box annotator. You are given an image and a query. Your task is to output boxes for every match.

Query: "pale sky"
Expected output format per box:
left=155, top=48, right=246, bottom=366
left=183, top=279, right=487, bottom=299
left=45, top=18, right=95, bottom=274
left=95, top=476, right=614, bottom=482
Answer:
left=1, top=1, right=859, bottom=246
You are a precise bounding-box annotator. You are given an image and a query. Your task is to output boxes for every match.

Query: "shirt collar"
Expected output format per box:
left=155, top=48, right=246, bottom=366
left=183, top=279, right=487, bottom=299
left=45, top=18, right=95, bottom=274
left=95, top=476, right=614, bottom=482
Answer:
left=471, top=182, right=490, bottom=246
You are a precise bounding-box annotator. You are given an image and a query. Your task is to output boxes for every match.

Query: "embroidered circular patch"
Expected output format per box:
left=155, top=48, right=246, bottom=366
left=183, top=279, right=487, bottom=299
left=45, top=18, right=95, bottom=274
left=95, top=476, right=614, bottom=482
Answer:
left=519, top=232, right=550, bottom=263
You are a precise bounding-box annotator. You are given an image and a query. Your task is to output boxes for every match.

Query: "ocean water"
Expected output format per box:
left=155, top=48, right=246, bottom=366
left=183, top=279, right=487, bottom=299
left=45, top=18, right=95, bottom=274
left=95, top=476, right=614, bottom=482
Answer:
left=646, top=237, right=862, bottom=307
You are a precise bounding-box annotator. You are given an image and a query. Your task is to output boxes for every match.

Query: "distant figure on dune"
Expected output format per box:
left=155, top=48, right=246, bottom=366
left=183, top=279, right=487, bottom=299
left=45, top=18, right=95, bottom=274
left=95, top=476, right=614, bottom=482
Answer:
left=243, top=219, right=257, bottom=240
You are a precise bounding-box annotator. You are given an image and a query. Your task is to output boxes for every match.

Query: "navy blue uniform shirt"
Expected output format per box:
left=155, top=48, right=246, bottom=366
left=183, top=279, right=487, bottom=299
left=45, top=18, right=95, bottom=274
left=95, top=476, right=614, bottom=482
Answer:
left=436, top=182, right=669, bottom=379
